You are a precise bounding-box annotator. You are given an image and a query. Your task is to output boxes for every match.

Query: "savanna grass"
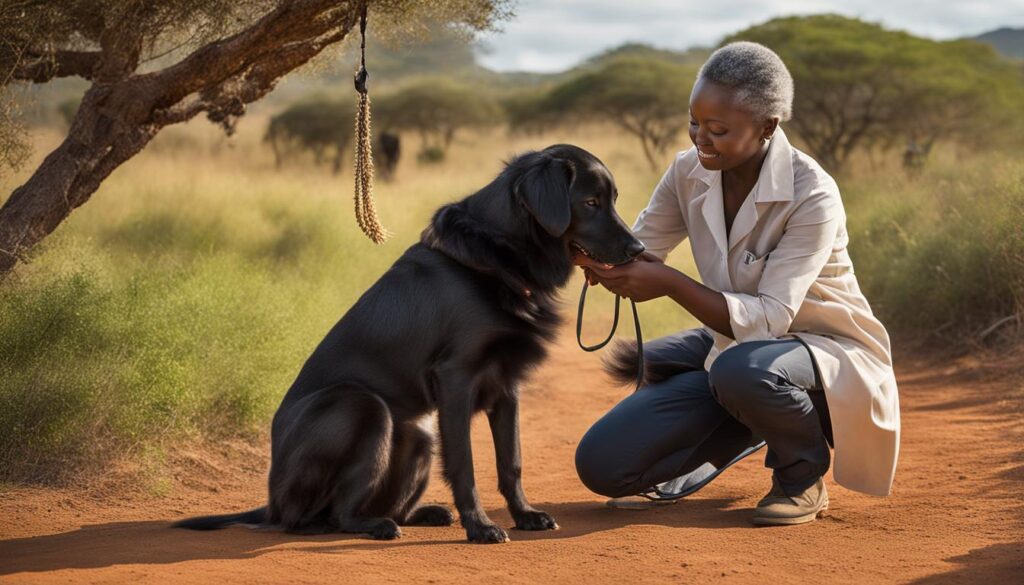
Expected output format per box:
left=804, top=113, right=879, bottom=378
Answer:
left=3, top=118, right=1018, bottom=483
left=844, top=148, right=1024, bottom=341
left=0, top=120, right=697, bottom=482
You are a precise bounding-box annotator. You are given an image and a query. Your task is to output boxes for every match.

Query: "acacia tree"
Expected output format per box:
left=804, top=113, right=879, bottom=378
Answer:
left=374, top=79, right=500, bottom=161
left=0, top=0, right=510, bottom=278
left=526, top=56, right=694, bottom=171
left=264, top=97, right=355, bottom=172
left=727, top=15, right=1024, bottom=171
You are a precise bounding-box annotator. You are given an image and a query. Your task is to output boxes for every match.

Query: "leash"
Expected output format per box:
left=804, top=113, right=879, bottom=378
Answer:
left=575, top=281, right=645, bottom=390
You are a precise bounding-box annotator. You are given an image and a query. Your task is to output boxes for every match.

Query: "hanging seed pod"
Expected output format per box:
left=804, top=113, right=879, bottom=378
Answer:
left=352, top=1, right=388, bottom=244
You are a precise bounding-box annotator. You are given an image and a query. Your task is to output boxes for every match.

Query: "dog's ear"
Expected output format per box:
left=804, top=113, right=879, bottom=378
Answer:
left=514, top=154, right=575, bottom=237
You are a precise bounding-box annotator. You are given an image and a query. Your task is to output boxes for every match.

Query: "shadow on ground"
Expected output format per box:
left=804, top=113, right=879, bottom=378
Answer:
left=0, top=498, right=747, bottom=575
left=907, top=542, right=1024, bottom=585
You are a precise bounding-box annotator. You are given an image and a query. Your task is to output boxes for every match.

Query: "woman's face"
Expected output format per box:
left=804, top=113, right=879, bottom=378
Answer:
left=688, top=78, right=776, bottom=172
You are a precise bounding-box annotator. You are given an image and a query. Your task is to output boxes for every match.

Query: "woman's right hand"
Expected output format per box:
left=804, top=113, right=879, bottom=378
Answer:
left=580, top=250, right=666, bottom=288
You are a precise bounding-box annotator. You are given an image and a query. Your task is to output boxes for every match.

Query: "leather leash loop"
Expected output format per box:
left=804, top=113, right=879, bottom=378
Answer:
left=576, top=281, right=645, bottom=390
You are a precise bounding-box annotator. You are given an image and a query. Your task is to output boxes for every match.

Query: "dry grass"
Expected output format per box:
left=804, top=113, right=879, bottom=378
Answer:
left=1, top=114, right=1020, bottom=484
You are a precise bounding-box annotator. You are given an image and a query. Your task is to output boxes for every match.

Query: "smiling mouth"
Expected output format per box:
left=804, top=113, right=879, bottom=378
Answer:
left=697, top=147, right=720, bottom=160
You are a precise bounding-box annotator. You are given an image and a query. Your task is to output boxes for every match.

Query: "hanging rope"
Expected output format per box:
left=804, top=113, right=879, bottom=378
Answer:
left=353, top=1, right=388, bottom=244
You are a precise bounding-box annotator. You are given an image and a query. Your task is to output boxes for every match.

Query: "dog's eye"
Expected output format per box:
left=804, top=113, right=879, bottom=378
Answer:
left=585, top=199, right=599, bottom=207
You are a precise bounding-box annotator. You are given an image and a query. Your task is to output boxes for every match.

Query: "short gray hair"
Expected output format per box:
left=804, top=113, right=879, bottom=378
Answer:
left=696, top=41, right=794, bottom=122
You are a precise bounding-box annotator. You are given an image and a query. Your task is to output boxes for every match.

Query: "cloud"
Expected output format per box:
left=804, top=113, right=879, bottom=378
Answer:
left=476, top=0, right=1024, bottom=72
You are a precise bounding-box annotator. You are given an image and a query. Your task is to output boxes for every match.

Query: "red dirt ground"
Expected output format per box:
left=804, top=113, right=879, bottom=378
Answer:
left=1, top=326, right=1022, bottom=584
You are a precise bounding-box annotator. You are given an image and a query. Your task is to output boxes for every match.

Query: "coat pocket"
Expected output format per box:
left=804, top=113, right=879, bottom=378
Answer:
left=733, top=251, right=769, bottom=293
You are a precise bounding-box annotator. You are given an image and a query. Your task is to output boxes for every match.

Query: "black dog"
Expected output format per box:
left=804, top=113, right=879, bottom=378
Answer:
left=174, top=144, right=644, bottom=543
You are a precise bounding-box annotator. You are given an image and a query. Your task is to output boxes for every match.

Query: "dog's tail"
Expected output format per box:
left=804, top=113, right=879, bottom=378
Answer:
left=601, top=339, right=645, bottom=386
left=602, top=339, right=690, bottom=388
left=173, top=506, right=267, bottom=531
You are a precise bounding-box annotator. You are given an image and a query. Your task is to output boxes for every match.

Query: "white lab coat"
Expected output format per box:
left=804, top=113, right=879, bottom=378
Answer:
left=633, top=127, right=900, bottom=496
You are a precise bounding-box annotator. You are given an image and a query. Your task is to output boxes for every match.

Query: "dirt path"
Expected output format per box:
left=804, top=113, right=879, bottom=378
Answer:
left=2, top=327, right=1022, bottom=584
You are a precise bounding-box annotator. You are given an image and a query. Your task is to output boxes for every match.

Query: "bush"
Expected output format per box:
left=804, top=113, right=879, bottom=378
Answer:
left=0, top=257, right=317, bottom=483
left=0, top=158, right=392, bottom=483
left=846, top=155, right=1024, bottom=341
left=416, top=145, right=445, bottom=164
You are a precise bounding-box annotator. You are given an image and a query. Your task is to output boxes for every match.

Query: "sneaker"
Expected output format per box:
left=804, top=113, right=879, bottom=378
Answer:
left=751, top=476, right=829, bottom=526
left=606, top=439, right=768, bottom=509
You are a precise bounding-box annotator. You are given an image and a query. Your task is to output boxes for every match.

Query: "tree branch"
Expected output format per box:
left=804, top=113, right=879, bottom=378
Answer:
left=152, top=27, right=349, bottom=129
left=10, top=50, right=101, bottom=83
left=149, top=0, right=357, bottom=109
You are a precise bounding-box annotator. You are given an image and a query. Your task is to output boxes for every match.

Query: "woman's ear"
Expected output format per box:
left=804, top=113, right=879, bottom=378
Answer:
left=514, top=154, right=575, bottom=237
left=762, top=117, right=781, bottom=142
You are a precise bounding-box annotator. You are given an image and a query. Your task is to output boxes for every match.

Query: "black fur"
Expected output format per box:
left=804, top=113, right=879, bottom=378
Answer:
left=598, top=338, right=647, bottom=389
left=174, top=144, right=643, bottom=543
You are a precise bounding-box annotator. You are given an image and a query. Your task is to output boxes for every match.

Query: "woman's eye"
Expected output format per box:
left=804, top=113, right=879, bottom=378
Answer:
left=710, top=128, right=727, bottom=136
left=585, top=200, right=599, bottom=207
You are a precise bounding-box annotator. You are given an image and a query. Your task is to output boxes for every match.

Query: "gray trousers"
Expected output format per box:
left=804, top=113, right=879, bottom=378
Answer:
left=575, top=328, right=834, bottom=498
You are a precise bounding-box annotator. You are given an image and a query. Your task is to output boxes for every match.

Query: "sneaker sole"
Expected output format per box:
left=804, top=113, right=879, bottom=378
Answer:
left=634, top=440, right=768, bottom=502
left=605, top=497, right=680, bottom=510
left=751, top=497, right=829, bottom=526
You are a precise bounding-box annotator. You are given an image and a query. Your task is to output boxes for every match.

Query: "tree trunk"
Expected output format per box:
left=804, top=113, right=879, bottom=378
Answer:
left=0, top=85, right=157, bottom=274
left=0, top=0, right=359, bottom=280
left=638, top=134, right=658, bottom=172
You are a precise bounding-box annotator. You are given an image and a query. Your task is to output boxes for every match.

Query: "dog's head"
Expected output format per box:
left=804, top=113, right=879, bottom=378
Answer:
left=512, top=144, right=644, bottom=266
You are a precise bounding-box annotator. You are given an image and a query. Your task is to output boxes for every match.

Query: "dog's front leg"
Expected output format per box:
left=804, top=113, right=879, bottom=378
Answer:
left=487, top=392, right=559, bottom=531
left=438, top=386, right=509, bottom=544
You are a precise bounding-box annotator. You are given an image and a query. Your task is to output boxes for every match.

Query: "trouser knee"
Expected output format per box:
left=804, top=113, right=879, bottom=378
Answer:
left=708, top=353, right=767, bottom=415
left=575, top=428, right=632, bottom=498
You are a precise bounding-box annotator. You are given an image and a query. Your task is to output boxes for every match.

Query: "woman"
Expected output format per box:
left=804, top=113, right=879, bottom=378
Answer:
left=573, top=42, right=900, bottom=526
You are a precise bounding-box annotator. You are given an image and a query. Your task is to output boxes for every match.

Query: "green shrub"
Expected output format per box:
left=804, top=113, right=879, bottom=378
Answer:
left=846, top=155, right=1024, bottom=340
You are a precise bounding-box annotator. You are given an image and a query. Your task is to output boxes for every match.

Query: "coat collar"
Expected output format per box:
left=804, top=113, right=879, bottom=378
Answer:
left=688, top=127, right=796, bottom=257
left=685, top=126, right=795, bottom=202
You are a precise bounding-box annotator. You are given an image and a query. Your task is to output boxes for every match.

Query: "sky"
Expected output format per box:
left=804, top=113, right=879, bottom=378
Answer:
left=475, top=0, right=1024, bottom=72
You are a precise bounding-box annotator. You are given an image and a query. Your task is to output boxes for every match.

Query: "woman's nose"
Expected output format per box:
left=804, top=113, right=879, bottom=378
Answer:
left=690, top=127, right=708, bottom=147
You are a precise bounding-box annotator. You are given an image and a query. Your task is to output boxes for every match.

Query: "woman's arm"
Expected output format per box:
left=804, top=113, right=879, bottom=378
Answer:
left=580, top=181, right=842, bottom=342
left=631, top=154, right=689, bottom=260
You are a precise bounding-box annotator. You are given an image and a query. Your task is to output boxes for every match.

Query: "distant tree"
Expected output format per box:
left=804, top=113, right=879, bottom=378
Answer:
left=519, top=56, right=695, bottom=171
left=887, top=39, right=1024, bottom=158
left=264, top=98, right=353, bottom=173
left=374, top=79, right=500, bottom=162
left=583, top=43, right=711, bottom=70
left=0, top=0, right=511, bottom=279
left=502, top=88, right=559, bottom=135
left=727, top=15, right=1024, bottom=171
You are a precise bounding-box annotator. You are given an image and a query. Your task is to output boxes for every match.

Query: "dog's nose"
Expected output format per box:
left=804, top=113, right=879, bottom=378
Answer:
left=625, top=240, right=646, bottom=258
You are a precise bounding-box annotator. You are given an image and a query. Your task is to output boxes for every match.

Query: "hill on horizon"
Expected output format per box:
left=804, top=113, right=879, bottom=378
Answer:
left=972, top=26, right=1024, bottom=59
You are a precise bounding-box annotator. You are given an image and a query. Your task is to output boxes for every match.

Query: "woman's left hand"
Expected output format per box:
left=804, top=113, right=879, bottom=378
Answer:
left=574, top=254, right=677, bottom=302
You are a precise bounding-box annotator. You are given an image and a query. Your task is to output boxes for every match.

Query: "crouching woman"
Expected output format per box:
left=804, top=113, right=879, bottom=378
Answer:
left=574, top=42, right=900, bottom=525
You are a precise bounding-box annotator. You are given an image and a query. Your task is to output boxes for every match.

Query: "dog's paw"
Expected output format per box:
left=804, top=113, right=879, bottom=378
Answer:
left=370, top=519, right=402, bottom=540
left=406, top=505, right=455, bottom=527
left=466, top=523, right=510, bottom=544
left=513, top=509, right=559, bottom=531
